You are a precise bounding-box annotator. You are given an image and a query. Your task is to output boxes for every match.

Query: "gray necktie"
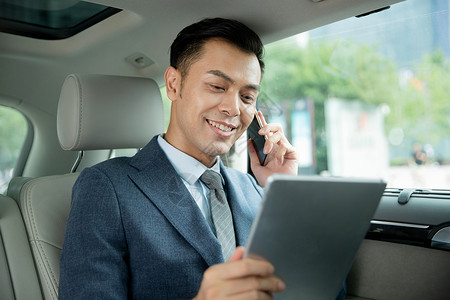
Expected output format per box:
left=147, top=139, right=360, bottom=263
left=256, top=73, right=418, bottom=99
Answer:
left=200, top=170, right=236, bottom=261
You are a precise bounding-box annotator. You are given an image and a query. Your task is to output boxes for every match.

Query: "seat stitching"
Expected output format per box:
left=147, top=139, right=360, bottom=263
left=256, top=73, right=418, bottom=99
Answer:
left=74, top=74, right=84, bottom=149
left=31, top=241, right=58, bottom=300
left=25, top=179, right=58, bottom=299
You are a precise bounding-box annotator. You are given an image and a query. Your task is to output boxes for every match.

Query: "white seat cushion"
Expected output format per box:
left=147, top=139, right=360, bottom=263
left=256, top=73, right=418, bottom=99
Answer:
left=13, top=173, right=79, bottom=300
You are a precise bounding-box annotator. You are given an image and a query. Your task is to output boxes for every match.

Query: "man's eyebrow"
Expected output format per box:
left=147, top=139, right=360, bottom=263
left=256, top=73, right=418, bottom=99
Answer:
left=207, top=70, right=233, bottom=83
left=245, top=83, right=260, bottom=92
left=207, top=69, right=260, bottom=91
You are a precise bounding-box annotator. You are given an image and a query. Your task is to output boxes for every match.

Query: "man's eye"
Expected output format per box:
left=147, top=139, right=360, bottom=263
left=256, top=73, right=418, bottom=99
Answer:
left=212, top=85, right=225, bottom=91
left=241, top=95, right=255, bottom=103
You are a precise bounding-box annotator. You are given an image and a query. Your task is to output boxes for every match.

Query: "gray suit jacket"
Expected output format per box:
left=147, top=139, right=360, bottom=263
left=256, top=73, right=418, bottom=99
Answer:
left=59, top=136, right=263, bottom=299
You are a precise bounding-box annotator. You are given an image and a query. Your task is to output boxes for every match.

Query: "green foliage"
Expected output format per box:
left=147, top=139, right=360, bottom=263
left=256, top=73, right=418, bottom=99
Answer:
left=403, top=49, right=450, bottom=144
left=0, top=106, right=27, bottom=170
left=259, top=38, right=450, bottom=172
left=260, top=39, right=398, bottom=172
left=261, top=39, right=398, bottom=105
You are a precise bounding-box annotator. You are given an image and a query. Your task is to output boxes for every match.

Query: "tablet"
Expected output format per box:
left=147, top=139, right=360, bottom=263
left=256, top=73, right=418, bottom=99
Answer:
left=244, top=174, right=386, bottom=300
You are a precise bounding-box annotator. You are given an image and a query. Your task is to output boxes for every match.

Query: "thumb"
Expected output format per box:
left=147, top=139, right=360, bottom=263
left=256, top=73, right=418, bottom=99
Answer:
left=247, top=139, right=260, bottom=170
left=228, top=246, right=245, bottom=262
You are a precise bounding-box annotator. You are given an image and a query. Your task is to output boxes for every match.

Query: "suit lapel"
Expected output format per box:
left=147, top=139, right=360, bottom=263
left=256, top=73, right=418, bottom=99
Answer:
left=128, top=137, right=223, bottom=266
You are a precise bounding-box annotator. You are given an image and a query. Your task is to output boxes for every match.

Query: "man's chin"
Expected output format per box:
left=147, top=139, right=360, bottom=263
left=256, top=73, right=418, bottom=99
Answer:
left=202, top=141, right=233, bottom=157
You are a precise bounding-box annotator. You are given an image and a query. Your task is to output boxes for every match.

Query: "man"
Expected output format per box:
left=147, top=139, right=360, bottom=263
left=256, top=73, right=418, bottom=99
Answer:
left=59, top=18, right=298, bottom=299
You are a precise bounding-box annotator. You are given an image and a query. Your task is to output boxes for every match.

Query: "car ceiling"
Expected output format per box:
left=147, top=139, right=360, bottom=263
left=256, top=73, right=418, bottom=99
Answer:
left=0, top=0, right=402, bottom=117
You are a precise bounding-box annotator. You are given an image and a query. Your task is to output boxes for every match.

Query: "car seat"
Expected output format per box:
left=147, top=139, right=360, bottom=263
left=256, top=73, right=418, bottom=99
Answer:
left=0, top=194, right=43, bottom=300
left=6, top=74, right=164, bottom=300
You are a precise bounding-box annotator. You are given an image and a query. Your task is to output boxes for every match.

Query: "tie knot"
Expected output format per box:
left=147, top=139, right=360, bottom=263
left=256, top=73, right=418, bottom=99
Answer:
left=200, top=170, right=223, bottom=191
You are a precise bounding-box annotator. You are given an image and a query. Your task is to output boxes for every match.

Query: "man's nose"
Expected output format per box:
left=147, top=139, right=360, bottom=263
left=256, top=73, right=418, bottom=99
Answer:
left=219, top=92, right=240, bottom=117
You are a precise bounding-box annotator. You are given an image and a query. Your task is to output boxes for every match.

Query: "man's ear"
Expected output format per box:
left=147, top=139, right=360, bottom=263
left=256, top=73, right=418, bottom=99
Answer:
left=164, top=66, right=181, bottom=101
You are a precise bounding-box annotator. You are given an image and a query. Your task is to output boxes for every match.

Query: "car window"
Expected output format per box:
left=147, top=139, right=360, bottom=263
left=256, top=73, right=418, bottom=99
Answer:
left=259, top=0, right=450, bottom=190
left=0, top=105, right=28, bottom=194
left=0, top=0, right=120, bottom=40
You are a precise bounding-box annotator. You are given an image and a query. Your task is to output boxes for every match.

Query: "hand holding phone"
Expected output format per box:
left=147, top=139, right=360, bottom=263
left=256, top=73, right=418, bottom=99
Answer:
left=247, top=113, right=267, bottom=166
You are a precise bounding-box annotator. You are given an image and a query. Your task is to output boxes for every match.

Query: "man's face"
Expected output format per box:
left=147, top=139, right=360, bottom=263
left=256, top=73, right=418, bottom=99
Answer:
left=165, top=38, right=261, bottom=166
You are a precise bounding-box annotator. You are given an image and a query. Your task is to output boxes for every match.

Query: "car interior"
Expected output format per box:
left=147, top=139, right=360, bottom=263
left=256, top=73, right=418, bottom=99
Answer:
left=1, top=0, right=449, bottom=299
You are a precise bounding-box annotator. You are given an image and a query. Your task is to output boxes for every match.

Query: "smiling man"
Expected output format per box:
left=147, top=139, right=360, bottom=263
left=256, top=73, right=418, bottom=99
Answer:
left=164, top=38, right=261, bottom=168
left=59, top=18, right=299, bottom=299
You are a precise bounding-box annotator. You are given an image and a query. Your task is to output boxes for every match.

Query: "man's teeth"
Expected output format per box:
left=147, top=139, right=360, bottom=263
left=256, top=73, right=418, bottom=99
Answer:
left=208, top=120, right=233, bottom=132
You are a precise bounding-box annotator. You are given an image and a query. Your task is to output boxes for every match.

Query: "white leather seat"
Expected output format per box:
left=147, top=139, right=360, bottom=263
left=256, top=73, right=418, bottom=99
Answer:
left=6, top=74, right=164, bottom=299
left=0, top=194, right=43, bottom=300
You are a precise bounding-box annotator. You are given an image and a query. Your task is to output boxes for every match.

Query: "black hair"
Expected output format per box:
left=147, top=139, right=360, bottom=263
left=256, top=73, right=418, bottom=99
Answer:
left=170, top=18, right=264, bottom=77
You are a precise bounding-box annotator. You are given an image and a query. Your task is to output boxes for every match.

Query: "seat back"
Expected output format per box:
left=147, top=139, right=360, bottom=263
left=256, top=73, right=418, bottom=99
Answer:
left=0, top=194, right=43, bottom=300
left=7, top=74, right=164, bottom=299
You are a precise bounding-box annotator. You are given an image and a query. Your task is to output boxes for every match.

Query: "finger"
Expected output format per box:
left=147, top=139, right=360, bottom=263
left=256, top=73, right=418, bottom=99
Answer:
left=230, top=276, right=286, bottom=294
left=270, top=132, right=287, bottom=154
left=263, top=140, right=274, bottom=155
left=266, top=130, right=283, bottom=144
left=275, top=142, right=288, bottom=165
left=265, top=128, right=291, bottom=155
left=260, top=123, right=283, bottom=136
left=263, top=130, right=283, bottom=155
left=257, top=111, right=267, bottom=126
left=259, top=125, right=283, bottom=155
left=230, top=291, right=273, bottom=300
left=257, top=112, right=275, bottom=138
left=211, top=276, right=285, bottom=299
left=214, top=258, right=275, bottom=281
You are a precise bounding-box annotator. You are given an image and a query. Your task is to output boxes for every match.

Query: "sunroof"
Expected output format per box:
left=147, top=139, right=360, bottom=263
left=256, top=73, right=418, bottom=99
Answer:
left=0, top=0, right=120, bottom=40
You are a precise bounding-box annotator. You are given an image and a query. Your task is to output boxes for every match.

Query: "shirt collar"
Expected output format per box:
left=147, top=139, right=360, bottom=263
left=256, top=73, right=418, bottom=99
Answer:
left=157, top=135, right=222, bottom=185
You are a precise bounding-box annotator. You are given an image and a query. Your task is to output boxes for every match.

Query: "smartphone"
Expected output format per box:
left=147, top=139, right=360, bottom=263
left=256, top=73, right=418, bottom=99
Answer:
left=247, top=113, right=267, bottom=165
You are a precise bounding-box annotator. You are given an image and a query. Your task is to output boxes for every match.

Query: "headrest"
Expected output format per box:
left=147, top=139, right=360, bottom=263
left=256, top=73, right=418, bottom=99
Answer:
left=57, top=74, right=164, bottom=151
